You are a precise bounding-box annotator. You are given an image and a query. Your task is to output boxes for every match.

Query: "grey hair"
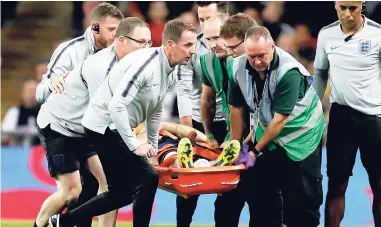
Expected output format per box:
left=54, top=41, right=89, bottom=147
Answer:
left=245, top=25, right=273, bottom=43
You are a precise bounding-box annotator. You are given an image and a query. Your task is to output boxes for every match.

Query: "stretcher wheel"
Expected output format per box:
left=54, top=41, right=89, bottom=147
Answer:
left=153, top=164, right=245, bottom=198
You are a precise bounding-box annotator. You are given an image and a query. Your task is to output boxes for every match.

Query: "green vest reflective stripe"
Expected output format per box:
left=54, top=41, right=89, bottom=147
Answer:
left=200, top=51, right=230, bottom=141
left=229, top=47, right=326, bottom=161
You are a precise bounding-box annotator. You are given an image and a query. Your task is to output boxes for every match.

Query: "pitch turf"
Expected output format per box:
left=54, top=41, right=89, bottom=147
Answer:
left=0, top=221, right=216, bottom=227
left=1, top=221, right=371, bottom=227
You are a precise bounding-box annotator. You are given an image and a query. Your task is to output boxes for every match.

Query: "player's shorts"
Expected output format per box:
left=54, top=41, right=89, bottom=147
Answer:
left=157, top=136, right=178, bottom=164
left=327, top=103, right=381, bottom=179
left=37, top=124, right=96, bottom=178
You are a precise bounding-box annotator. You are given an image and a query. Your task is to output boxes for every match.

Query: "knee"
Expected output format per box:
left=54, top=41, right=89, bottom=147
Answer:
left=96, top=176, right=109, bottom=193
left=62, top=184, right=82, bottom=204
left=327, top=177, right=349, bottom=197
left=145, top=170, right=159, bottom=186
left=83, top=173, right=99, bottom=189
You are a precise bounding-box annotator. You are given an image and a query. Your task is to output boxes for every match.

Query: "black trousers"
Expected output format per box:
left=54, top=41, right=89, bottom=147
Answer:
left=61, top=128, right=158, bottom=227
left=327, top=103, right=381, bottom=179
left=251, top=145, right=323, bottom=227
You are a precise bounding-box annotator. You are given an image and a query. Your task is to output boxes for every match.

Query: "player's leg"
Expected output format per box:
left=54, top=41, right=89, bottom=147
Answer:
left=86, top=153, right=118, bottom=227
left=36, top=172, right=82, bottom=227
left=35, top=125, right=82, bottom=227
left=68, top=139, right=100, bottom=227
left=282, top=145, right=323, bottom=227
left=65, top=134, right=101, bottom=227
left=212, top=140, right=240, bottom=166
left=159, top=122, right=208, bottom=143
left=66, top=163, right=98, bottom=227
left=358, top=113, right=381, bottom=226
left=52, top=128, right=135, bottom=227
left=325, top=104, right=359, bottom=227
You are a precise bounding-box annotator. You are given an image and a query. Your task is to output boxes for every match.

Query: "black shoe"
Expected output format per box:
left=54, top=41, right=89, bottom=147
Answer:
left=48, top=214, right=61, bottom=227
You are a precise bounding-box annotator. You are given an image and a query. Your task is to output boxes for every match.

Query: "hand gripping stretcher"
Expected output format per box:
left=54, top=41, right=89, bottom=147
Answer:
left=151, top=130, right=245, bottom=198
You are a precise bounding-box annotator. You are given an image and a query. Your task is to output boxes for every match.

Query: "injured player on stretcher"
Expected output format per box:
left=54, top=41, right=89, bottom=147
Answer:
left=136, top=122, right=242, bottom=168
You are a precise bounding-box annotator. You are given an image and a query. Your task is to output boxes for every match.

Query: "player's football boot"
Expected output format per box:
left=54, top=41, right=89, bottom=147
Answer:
left=177, top=138, right=194, bottom=168
left=213, top=140, right=241, bottom=166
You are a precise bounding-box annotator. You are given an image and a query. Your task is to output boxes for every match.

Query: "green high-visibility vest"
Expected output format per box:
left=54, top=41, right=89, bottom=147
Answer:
left=200, top=51, right=231, bottom=142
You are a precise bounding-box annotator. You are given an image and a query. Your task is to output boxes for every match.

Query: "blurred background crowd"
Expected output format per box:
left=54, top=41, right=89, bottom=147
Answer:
left=1, top=1, right=381, bottom=147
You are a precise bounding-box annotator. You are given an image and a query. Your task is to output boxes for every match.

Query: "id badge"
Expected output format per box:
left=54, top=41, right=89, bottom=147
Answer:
left=249, top=110, right=259, bottom=143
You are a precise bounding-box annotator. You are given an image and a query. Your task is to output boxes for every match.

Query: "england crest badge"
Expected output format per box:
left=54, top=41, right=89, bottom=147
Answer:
left=358, top=40, right=371, bottom=54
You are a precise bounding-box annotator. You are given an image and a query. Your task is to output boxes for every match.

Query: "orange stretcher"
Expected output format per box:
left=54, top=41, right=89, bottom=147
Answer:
left=151, top=130, right=245, bottom=198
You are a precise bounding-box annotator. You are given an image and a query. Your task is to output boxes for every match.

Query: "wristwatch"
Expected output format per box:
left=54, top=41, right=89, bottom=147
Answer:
left=253, top=147, right=263, bottom=158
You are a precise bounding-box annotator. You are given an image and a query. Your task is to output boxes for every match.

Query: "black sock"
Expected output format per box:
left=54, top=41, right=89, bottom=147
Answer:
left=61, top=191, right=132, bottom=227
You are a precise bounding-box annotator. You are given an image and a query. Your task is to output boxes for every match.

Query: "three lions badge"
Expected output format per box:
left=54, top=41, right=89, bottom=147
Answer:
left=358, top=40, right=371, bottom=54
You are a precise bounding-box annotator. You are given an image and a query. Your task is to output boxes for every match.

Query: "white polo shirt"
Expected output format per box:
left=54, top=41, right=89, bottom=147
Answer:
left=314, top=17, right=381, bottom=116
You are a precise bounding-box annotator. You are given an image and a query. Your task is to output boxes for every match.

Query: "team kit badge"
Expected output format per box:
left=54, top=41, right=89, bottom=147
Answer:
left=358, top=40, right=371, bottom=54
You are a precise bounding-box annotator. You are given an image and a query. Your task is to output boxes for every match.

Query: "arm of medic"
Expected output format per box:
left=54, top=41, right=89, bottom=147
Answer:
left=176, top=62, right=194, bottom=127
left=200, top=83, right=219, bottom=146
left=146, top=101, right=163, bottom=155
left=255, top=70, right=305, bottom=153
left=36, top=46, right=74, bottom=103
left=108, top=66, right=154, bottom=158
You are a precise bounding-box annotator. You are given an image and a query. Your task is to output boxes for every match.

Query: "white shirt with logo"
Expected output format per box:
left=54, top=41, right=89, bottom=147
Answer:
left=314, top=17, right=381, bottom=116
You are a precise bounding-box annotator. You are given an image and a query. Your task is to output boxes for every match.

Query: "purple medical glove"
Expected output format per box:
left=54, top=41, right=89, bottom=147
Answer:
left=235, top=144, right=255, bottom=170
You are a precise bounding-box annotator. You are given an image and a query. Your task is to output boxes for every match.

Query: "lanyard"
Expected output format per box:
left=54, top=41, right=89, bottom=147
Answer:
left=252, top=73, right=269, bottom=112
left=250, top=73, right=269, bottom=143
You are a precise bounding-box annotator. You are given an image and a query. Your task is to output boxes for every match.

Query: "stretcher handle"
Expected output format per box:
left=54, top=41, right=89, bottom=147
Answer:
left=179, top=182, right=203, bottom=188
left=221, top=180, right=240, bottom=185
left=163, top=182, right=203, bottom=188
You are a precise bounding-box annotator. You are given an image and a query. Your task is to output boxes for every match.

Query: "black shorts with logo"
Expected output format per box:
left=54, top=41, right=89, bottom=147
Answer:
left=37, top=124, right=97, bottom=178
left=327, top=103, right=381, bottom=179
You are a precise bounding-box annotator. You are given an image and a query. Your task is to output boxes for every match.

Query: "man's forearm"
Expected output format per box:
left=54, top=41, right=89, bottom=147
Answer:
left=255, top=116, right=288, bottom=152
left=201, top=97, right=216, bottom=135
left=180, top=116, right=193, bottom=127
left=109, top=97, right=139, bottom=152
left=146, top=107, right=162, bottom=154
left=312, top=69, right=329, bottom=101
left=36, top=79, right=52, bottom=103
